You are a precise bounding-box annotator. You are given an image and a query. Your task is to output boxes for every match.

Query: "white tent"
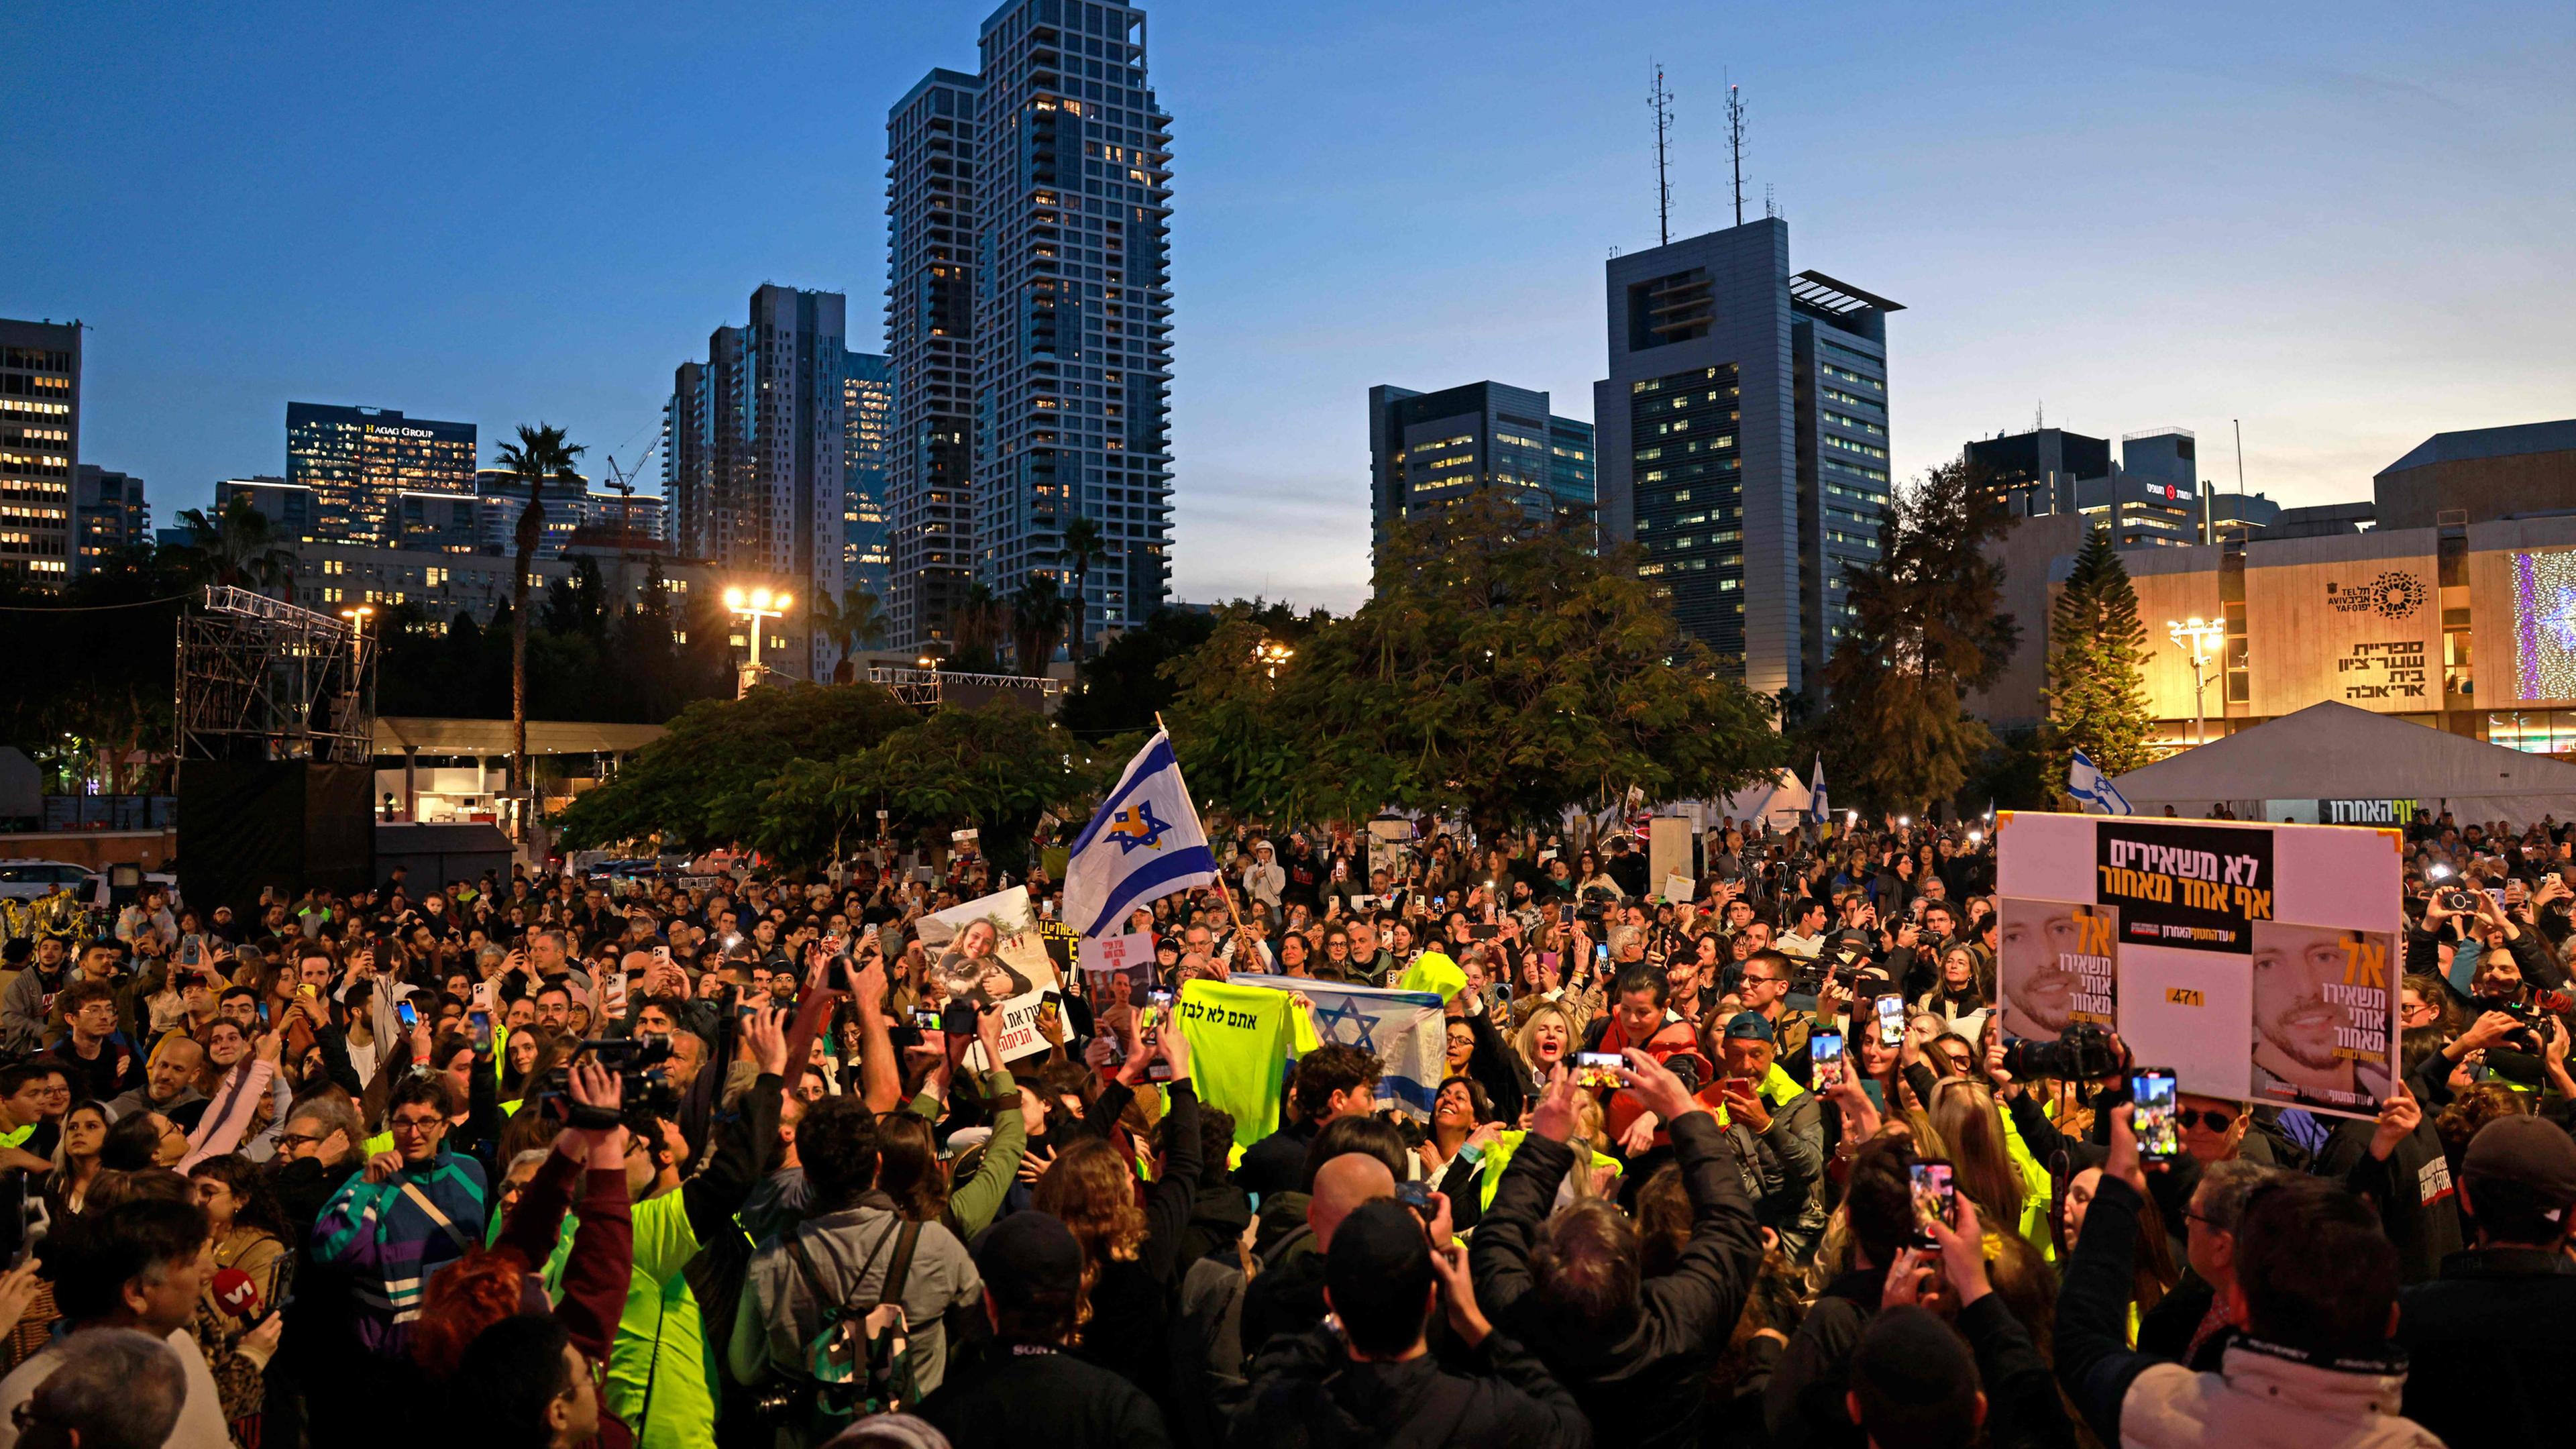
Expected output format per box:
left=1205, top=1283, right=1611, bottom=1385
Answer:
left=2108, top=701, right=2576, bottom=825
left=1716, top=770, right=1813, bottom=832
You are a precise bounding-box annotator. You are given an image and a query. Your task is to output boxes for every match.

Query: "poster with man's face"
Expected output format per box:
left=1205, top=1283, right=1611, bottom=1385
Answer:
left=2248, top=922, right=2394, bottom=1113
left=1996, top=898, right=2118, bottom=1042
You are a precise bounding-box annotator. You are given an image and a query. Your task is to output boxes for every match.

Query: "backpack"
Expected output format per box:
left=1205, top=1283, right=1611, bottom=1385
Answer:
left=782, top=1217, right=924, bottom=1430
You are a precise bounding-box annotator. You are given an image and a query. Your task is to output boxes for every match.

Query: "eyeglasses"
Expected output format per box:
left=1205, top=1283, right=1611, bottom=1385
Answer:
left=2176, top=1109, right=2240, bottom=1132
left=387, top=1116, right=444, bottom=1135
left=274, top=1131, right=323, bottom=1151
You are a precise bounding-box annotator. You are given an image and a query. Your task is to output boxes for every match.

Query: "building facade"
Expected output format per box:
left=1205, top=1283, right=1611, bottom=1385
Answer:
left=844, top=350, right=894, bottom=609
left=661, top=285, right=845, bottom=677
left=1969, top=424, right=2204, bottom=547
left=886, top=1, right=1175, bottom=660
left=0, top=319, right=80, bottom=583
left=885, top=68, right=984, bottom=653
left=283, top=402, right=476, bottom=547
left=1366, top=381, right=1596, bottom=545
left=2374, top=419, right=2576, bottom=531
left=72, top=465, right=147, bottom=574
left=1592, top=219, right=1897, bottom=696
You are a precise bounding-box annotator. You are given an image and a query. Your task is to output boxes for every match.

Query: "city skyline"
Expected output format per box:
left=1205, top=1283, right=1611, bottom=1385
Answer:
left=5, top=1, right=2570, bottom=614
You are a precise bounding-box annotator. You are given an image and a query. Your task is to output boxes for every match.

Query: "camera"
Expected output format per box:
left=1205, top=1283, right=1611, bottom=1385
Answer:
left=2440, top=888, right=2476, bottom=913
left=1999, top=1022, right=2121, bottom=1082
left=541, top=1035, right=679, bottom=1122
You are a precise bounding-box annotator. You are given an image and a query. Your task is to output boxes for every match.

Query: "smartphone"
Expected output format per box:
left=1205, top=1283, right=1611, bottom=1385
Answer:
left=1909, top=1163, right=1955, bottom=1246
left=1572, top=1051, right=1625, bottom=1090
left=1811, top=1031, right=1845, bottom=1090
left=1595, top=943, right=1609, bottom=964
left=472, top=980, right=494, bottom=1012
left=2131, top=1068, right=2182, bottom=1163
left=467, top=1010, right=493, bottom=1051
left=908, top=1006, right=944, bottom=1032
left=1874, top=994, right=1906, bottom=1047
left=1394, top=1180, right=1434, bottom=1214
left=395, top=1000, right=419, bottom=1032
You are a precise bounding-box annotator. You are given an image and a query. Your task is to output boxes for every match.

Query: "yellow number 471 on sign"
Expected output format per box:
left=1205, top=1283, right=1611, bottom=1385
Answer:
left=2165, top=987, right=2205, bottom=1008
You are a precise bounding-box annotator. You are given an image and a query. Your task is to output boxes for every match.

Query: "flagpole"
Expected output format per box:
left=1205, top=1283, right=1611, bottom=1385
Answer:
left=1155, top=711, right=1254, bottom=946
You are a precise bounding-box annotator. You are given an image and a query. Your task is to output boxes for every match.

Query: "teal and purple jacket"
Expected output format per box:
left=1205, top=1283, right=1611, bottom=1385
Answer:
left=310, top=1147, right=490, bottom=1355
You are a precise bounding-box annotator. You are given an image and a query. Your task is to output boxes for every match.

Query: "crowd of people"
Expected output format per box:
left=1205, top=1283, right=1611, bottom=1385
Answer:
left=0, top=803, right=2562, bottom=1448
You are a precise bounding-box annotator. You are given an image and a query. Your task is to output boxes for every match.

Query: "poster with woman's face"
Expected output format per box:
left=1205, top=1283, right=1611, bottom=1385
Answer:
left=912, top=886, right=1061, bottom=1063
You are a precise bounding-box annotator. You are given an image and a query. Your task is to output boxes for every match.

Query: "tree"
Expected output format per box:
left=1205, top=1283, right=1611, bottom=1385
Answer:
left=1163, top=491, right=1781, bottom=833
left=756, top=702, right=1085, bottom=874
left=1057, top=606, right=1216, bottom=739
left=1815, top=458, right=2021, bottom=815
left=553, top=681, right=917, bottom=852
left=172, top=496, right=294, bottom=594
left=491, top=423, right=586, bottom=839
left=1059, top=516, right=1108, bottom=686
left=949, top=582, right=1005, bottom=672
left=811, top=585, right=888, bottom=680
left=1008, top=572, right=1070, bottom=676
left=2043, top=528, right=2153, bottom=784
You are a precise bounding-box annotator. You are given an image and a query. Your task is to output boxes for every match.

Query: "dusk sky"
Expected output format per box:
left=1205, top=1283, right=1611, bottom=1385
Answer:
left=7, top=1, right=2569, bottom=611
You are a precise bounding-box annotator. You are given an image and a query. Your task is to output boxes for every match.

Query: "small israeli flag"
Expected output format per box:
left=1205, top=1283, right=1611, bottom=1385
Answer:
left=1809, top=754, right=1829, bottom=824
left=2068, top=747, right=2135, bottom=816
left=1065, top=731, right=1221, bottom=938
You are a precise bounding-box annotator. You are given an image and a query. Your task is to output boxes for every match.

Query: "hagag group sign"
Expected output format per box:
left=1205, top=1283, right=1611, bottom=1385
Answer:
left=1998, top=814, right=2402, bottom=1119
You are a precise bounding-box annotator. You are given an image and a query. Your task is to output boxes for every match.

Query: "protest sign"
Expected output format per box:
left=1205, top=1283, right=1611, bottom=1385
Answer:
left=918, top=885, right=1062, bottom=1064
left=1998, top=812, right=2400, bottom=1118
left=1174, top=977, right=1319, bottom=1148
left=1662, top=873, right=1695, bottom=904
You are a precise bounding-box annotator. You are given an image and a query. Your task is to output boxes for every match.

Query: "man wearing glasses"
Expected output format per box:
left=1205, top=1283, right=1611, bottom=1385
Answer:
left=45, top=980, right=138, bottom=1102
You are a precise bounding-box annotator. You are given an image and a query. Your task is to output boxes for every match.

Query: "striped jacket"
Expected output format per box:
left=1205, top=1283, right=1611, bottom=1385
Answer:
left=310, top=1148, right=488, bottom=1354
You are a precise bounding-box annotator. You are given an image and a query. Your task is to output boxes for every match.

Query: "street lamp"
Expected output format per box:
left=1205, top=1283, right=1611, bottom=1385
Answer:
left=1254, top=639, right=1295, bottom=679
left=724, top=586, right=791, bottom=697
left=2167, top=616, right=2227, bottom=748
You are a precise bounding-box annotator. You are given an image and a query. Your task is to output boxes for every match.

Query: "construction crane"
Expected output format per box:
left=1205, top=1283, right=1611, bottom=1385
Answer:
left=600, top=439, right=655, bottom=498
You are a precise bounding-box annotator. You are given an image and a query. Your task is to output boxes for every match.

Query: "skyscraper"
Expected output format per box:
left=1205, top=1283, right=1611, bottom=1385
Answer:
left=844, top=350, right=894, bottom=613
left=663, top=286, right=848, bottom=678
left=885, top=68, right=983, bottom=654
left=1593, top=218, right=1897, bottom=697
left=0, top=318, right=80, bottom=583
left=283, top=402, right=477, bottom=547
left=72, top=465, right=146, bottom=574
left=886, top=1, right=1174, bottom=660
left=1366, top=381, right=1596, bottom=545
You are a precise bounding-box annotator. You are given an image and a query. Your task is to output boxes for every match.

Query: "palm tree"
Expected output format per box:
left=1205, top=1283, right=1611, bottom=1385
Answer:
left=490, top=423, right=586, bottom=839
left=174, top=496, right=295, bottom=595
left=810, top=586, right=888, bottom=682
left=952, top=581, right=1006, bottom=667
left=1009, top=573, right=1071, bottom=678
left=1059, top=516, right=1108, bottom=688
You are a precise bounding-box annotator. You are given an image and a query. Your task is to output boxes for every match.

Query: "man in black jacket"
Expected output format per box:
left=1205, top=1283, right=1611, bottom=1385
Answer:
left=922, top=1212, right=1173, bottom=1449
left=2395, top=1112, right=2576, bottom=1446
left=1232, top=1197, right=1587, bottom=1449
left=1470, top=1049, right=1762, bottom=1449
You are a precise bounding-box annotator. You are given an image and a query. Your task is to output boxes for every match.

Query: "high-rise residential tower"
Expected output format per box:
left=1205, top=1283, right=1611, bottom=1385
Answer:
left=0, top=318, right=78, bottom=583
left=844, top=350, right=894, bottom=614
left=1593, top=218, right=1897, bottom=698
left=1366, top=381, right=1597, bottom=547
left=886, top=2, right=1173, bottom=660
left=662, top=285, right=848, bottom=678
left=283, top=402, right=477, bottom=547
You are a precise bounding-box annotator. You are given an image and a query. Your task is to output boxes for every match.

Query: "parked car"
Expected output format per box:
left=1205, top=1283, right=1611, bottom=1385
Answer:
left=0, top=860, right=95, bottom=902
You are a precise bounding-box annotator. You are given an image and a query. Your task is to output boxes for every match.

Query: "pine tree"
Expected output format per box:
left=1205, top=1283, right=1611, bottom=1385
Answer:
left=1815, top=458, right=2022, bottom=814
left=2043, top=527, right=2153, bottom=780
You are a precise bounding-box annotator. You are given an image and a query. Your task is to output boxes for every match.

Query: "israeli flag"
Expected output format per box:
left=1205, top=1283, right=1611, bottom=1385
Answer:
left=1809, top=754, right=1829, bottom=824
left=2068, top=747, right=2135, bottom=816
left=1230, top=973, right=1449, bottom=1120
left=1065, top=730, right=1220, bottom=938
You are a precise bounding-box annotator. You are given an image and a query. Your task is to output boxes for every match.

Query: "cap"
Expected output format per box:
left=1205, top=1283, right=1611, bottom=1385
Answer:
left=1722, top=1011, right=1775, bottom=1043
left=2461, top=1114, right=2576, bottom=1205
left=971, top=1212, right=1083, bottom=1308
left=1324, top=1199, right=1434, bottom=1335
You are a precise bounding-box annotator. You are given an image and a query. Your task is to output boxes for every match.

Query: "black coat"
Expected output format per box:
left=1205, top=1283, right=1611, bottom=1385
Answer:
left=2396, top=1246, right=2576, bottom=1447
left=1471, top=1111, right=1762, bottom=1449
left=921, top=1342, right=1173, bottom=1449
left=1229, top=1326, right=1590, bottom=1449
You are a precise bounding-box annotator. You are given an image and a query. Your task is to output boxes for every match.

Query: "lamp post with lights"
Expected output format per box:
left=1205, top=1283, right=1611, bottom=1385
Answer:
left=1254, top=639, right=1295, bottom=679
left=724, top=586, right=792, bottom=698
left=2167, top=616, right=2227, bottom=749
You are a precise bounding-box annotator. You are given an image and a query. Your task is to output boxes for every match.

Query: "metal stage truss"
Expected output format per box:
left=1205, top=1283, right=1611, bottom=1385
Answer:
left=865, top=665, right=1064, bottom=711
left=176, top=586, right=378, bottom=763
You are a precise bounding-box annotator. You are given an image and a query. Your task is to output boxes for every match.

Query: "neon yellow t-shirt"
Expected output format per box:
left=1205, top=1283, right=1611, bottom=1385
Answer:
left=1175, top=978, right=1320, bottom=1150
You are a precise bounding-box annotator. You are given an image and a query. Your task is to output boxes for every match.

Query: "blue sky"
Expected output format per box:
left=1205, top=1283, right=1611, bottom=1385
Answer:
left=6, top=1, right=2570, bottom=610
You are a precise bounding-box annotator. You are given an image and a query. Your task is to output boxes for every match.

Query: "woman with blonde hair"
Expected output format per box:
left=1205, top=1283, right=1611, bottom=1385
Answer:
left=1923, top=1074, right=2051, bottom=1252
left=1513, top=1001, right=1579, bottom=1093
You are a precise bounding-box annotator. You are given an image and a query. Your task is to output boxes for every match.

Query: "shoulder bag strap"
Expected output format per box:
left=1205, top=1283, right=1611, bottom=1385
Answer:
left=880, top=1220, right=924, bottom=1309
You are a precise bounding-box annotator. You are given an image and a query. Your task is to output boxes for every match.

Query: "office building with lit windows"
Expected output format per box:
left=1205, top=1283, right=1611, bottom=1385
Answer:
left=886, top=1, right=1174, bottom=660
left=1366, top=381, right=1595, bottom=545
left=283, top=402, right=476, bottom=548
left=844, top=350, right=894, bottom=608
left=0, top=318, right=80, bottom=583
left=662, top=284, right=847, bottom=677
left=72, top=466, right=147, bottom=574
left=1593, top=218, right=1898, bottom=696
left=1968, top=425, right=2206, bottom=547
left=885, top=68, right=984, bottom=653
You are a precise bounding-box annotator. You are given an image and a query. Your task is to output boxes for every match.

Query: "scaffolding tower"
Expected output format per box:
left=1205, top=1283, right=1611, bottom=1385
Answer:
left=176, top=586, right=378, bottom=763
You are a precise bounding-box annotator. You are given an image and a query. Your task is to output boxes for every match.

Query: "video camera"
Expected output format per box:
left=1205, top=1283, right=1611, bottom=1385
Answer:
left=539, top=1035, right=680, bottom=1123
left=1999, top=1022, right=2122, bottom=1083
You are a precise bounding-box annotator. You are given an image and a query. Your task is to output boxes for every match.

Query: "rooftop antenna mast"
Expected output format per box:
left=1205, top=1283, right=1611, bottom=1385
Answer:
left=1650, top=62, right=1674, bottom=246
left=1727, top=74, right=1746, bottom=226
